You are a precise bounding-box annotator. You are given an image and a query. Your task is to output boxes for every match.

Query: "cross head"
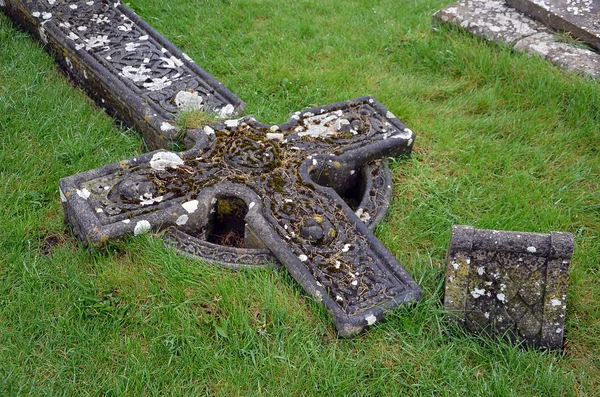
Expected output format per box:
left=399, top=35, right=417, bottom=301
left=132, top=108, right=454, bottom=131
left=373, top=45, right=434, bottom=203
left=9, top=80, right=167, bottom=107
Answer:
left=60, top=97, right=422, bottom=336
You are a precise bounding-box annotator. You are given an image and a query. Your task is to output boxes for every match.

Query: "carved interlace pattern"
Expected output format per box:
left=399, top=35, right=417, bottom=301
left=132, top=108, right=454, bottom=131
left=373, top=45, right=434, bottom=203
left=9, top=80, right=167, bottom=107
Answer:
left=25, top=0, right=235, bottom=117
left=79, top=101, right=414, bottom=315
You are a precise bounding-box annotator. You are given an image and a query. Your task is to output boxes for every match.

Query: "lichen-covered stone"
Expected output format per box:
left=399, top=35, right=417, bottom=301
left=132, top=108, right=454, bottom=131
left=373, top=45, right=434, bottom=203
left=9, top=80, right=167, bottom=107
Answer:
left=433, top=0, right=544, bottom=45
left=514, top=32, right=600, bottom=78
left=444, top=225, right=573, bottom=349
left=507, top=0, right=600, bottom=52
left=60, top=97, right=422, bottom=337
left=433, top=0, right=600, bottom=79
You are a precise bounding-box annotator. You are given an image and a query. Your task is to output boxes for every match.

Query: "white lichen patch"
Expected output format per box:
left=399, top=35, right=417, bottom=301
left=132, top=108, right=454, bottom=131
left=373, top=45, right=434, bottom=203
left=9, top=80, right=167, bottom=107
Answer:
left=175, top=90, right=203, bottom=111
left=551, top=299, right=563, bottom=307
left=182, top=200, right=199, bottom=214
left=134, top=220, right=151, bottom=236
left=497, top=293, right=506, bottom=303
left=160, top=122, right=177, bottom=131
left=76, top=188, right=91, bottom=199
left=176, top=215, right=189, bottom=226
left=218, top=104, right=235, bottom=118
left=471, top=288, right=485, bottom=299
left=342, top=244, right=351, bottom=253
left=477, top=266, right=485, bottom=275
left=122, top=219, right=131, bottom=224
left=224, top=119, right=240, bottom=128
left=365, top=314, right=377, bottom=325
left=390, top=128, right=413, bottom=140
left=355, top=208, right=371, bottom=223
left=139, top=193, right=163, bottom=206
left=266, top=133, right=284, bottom=141
left=150, top=152, right=184, bottom=171
left=203, top=126, right=215, bottom=135
left=527, top=246, right=537, bottom=253
left=298, top=254, right=308, bottom=262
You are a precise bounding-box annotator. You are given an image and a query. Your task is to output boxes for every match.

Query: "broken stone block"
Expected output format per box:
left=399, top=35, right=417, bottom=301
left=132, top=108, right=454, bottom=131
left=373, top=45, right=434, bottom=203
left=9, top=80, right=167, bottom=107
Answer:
left=506, top=0, right=600, bottom=53
left=444, top=225, right=573, bottom=349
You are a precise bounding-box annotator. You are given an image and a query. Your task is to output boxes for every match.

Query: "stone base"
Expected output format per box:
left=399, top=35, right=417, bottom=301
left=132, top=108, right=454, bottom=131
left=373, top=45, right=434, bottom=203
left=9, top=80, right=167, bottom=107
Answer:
left=433, top=0, right=600, bottom=79
left=444, top=225, right=573, bottom=350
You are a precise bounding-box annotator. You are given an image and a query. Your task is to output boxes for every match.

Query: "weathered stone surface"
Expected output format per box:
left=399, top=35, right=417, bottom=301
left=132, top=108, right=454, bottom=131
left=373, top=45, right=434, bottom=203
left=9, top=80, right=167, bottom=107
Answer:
left=507, top=0, right=600, bottom=52
left=433, top=0, right=544, bottom=45
left=433, top=0, right=600, bottom=78
left=1, top=0, right=245, bottom=149
left=444, top=225, right=573, bottom=349
left=60, top=97, right=422, bottom=337
left=514, top=31, right=600, bottom=76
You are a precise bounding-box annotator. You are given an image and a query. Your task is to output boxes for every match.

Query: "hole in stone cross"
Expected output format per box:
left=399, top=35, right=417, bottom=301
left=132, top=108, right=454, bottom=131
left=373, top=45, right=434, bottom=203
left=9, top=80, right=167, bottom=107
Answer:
left=206, top=196, right=248, bottom=248
left=309, top=163, right=367, bottom=211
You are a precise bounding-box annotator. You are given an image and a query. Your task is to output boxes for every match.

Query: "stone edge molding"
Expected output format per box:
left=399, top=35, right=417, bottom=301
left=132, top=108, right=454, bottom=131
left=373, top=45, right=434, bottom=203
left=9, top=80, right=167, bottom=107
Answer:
left=433, top=0, right=600, bottom=79
left=444, top=225, right=574, bottom=349
left=1, top=0, right=246, bottom=149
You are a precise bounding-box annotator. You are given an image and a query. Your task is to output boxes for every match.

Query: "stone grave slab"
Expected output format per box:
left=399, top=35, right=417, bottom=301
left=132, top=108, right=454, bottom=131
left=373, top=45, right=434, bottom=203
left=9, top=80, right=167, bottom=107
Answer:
left=1, top=0, right=245, bottom=149
left=433, top=0, right=600, bottom=79
left=59, top=97, right=423, bottom=337
left=506, top=0, right=600, bottom=53
left=444, top=225, right=573, bottom=349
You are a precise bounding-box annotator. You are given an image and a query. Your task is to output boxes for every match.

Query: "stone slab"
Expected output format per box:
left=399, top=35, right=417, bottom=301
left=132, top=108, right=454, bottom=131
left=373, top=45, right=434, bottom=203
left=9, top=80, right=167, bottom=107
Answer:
left=433, top=0, right=600, bottom=79
left=444, top=225, right=573, bottom=350
left=1, top=0, right=245, bottom=149
left=433, top=0, right=544, bottom=45
left=514, top=31, right=600, bottom=75
left=59, top=96, right=422, bottom=337
left=506, top=0, right=600, bottom=52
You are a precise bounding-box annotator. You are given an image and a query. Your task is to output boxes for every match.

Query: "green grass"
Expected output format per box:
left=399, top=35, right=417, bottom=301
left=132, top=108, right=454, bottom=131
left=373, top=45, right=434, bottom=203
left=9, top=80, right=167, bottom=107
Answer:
left=1, top=0, right=599, bottom=395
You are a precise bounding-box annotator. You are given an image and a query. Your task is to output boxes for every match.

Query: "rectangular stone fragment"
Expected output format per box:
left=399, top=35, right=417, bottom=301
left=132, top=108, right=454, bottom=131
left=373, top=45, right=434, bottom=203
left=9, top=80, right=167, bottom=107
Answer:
left=506, top=0, right=600, bottom=52
left=444, top=225, right=573, bottom=350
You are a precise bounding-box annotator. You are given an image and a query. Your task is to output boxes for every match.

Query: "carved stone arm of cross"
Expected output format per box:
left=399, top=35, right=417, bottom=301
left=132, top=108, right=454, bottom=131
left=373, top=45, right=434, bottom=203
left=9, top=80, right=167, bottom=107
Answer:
left=60, top=96, right=422, bottom=336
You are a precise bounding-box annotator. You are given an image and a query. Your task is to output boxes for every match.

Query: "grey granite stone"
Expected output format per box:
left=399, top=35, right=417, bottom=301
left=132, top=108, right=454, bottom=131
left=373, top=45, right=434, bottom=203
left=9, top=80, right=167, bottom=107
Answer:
left=507, top=0, right=600, bottom=52
left=444, top=225, right=574, bottom=350
left=433, top=0, right=600, bottom=79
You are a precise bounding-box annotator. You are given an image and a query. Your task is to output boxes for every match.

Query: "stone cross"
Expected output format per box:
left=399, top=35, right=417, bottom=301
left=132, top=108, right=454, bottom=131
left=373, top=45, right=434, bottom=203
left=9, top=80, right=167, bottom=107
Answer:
left=3, top=0, right=423, bottom=336
left=444, top=225, right=573, bottom=349
left=60, top=97, right=422, bottom=336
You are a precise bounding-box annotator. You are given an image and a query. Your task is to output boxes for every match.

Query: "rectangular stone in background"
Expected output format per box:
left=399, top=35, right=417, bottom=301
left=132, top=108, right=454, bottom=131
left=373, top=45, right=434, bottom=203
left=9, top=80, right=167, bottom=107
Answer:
left=444, top=225, right=574, bottom=350
left=506, top=0, right=600, bottom=52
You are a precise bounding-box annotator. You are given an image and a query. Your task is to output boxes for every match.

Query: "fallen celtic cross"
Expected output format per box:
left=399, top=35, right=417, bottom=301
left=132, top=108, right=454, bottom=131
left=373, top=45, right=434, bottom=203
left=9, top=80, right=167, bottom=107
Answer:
left=60, top=98, right=422, bottom=336
left=3, top=0, right=422, bottom=336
